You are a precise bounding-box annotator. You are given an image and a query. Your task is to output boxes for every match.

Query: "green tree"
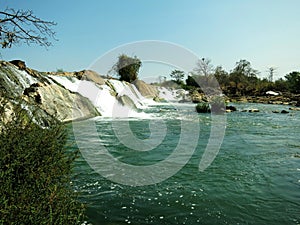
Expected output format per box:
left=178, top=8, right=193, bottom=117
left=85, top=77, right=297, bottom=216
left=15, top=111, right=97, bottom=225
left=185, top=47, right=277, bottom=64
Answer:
left=274, top=78, right=288, bottom=92
left=214, top=66, right=229, bottom=90
left=228, top=59, right=259, bottom=96
left=170, top=69, right=185, bottom=84
left=114, top=54, right=142, bottom=83
left=0, top=8, right=56, bottom=48
left=232, top=59, right=259, bottom=77
left=285, top=71, right=300, bottom=93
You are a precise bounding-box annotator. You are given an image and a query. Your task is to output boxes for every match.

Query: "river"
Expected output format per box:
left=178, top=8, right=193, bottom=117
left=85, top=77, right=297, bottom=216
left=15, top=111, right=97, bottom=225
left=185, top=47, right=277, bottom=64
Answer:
left=68, top=103, right=300, bottom=225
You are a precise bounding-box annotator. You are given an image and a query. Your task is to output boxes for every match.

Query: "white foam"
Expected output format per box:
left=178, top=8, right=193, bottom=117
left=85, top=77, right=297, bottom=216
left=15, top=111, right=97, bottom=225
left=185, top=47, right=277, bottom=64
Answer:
left=157, top=87, right=188, bottom=102
left=49, top=75, right=81, bottom=92
left=50, top=76, right=154, bottom=118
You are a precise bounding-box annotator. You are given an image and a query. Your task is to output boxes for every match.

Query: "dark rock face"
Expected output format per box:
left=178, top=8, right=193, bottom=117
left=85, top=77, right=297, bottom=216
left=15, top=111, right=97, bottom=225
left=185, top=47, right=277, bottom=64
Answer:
left=9, top=60, right=26, bottom=70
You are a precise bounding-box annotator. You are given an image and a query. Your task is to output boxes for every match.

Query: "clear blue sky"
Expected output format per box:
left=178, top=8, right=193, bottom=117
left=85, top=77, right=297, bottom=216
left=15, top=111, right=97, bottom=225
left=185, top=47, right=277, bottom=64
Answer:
left=1, top=0, right=300, bottom=80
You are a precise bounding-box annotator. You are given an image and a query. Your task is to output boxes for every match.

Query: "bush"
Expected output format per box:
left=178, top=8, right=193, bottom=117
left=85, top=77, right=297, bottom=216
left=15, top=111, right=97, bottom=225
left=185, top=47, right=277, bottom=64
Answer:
left=114, top=54, right=142, bottom=83
left=196, top=102, right=211, bottom=113
left=0, top=99, right=85, bottom=225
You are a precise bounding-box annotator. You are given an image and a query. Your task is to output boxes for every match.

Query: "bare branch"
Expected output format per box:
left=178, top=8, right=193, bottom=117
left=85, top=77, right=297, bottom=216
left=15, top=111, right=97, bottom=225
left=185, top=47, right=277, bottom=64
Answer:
left=193, top=58, right=214, bottom=77
left=0, top=8, right=57, bottom=48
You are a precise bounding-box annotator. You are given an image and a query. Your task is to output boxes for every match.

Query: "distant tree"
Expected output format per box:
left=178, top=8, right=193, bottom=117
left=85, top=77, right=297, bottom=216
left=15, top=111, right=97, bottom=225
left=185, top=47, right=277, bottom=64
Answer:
left=232, top=59, right=258, bottom=77
left=274, top=78, right=288, bottom=92
left=285, top=71, right=300, bottom=93
left=56, top=68, right=65, bottom=73
left=0, top=8, right=56, bottom=48
left=193, top=58, right=214, bottom=77
left=214, top=66, right=229, bottom=88
left=170, top=69, right=185, bottom=84
left=113, top=54, right=142, bottom=83
left=227, top=59, right=259, bottom=95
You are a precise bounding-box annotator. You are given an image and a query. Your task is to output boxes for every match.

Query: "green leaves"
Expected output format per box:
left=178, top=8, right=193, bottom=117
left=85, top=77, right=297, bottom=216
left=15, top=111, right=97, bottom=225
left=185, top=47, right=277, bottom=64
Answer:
left=170, top=69, right=185, bottom=84
left=285, top=71, right=300, bottom=93
left=0, top=100, right=85, bottom=224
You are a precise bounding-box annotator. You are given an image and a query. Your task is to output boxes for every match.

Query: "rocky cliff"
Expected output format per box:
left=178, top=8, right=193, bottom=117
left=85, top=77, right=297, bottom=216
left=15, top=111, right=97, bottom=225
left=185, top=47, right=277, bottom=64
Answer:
left=0, top=61, right=100, bottom=123
left=0, top=60, right=189, bottom=123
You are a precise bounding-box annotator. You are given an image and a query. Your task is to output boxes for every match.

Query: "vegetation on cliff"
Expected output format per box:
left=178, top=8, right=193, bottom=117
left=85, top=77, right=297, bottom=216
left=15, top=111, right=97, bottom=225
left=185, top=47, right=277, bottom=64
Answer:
left=113, top=54, right=142, bottom=83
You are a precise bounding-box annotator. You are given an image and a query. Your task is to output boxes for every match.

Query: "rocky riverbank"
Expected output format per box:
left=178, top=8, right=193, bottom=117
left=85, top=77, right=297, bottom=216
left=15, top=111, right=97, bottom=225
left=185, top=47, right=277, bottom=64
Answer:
left=228, top=93, right=300, bottom=106
left=189, top=89, right=300, bottom=107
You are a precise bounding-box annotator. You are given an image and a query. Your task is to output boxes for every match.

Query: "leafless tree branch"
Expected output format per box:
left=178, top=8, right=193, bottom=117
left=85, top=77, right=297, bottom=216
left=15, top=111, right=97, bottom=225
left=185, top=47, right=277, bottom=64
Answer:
left=0, top=8, right=57, bottom=48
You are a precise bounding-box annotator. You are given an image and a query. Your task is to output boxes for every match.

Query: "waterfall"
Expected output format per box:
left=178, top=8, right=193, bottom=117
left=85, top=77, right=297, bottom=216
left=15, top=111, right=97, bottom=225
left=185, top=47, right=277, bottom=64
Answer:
left=1, top=60, right=188, bottom=121
left=50, top=76, right=152, bottom=118
left=0, top=65, right=38, bottom=94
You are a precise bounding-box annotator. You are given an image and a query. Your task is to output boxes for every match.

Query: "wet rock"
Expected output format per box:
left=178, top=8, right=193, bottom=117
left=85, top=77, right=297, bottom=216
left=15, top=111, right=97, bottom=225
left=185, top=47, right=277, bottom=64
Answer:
left=226, top=105, right=237, bottom=112
left=281, top=110, right=289, bottom=114
left=117, top=95, right=137, bottom=110
left=249, top=109, right=260, bottom=112
left=133, top=79, right=158, bottom=98
left=289, top=107, right=300, bottom=111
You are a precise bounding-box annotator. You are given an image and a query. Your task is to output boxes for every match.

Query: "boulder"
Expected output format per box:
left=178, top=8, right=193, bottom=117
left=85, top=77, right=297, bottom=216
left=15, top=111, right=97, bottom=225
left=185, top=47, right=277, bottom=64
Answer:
left=133, top=79, right=158, bottom=98
left=195, top=102, right=211, bottom=113
left=248, top=109, right=260, bottom=112
left=35, top=83, right=100, bottom=122
left=117, top=95, right=137, bottom=110
left=9, top=60, right=26, bottom=70
left=75, top=70, right=105, bottom=85
left=191, top=91, right=206, bottom=103
left=226, top=105, right=237, bottom=112
left=289, top=107, right=300, bottom=111
left=281, top=110, right=289, bottom=114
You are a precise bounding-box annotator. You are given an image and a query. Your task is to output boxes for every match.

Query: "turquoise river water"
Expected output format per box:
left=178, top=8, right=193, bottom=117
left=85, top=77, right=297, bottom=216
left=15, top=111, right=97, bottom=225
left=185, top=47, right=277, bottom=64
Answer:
left=68, top=103, right=300, bottom=225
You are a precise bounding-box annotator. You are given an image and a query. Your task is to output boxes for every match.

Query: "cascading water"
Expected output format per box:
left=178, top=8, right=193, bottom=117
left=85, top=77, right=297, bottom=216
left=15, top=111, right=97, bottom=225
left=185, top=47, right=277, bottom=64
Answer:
left=49, top=75, right=154, bottom=118
left=0, top=65, right=38, bottom=93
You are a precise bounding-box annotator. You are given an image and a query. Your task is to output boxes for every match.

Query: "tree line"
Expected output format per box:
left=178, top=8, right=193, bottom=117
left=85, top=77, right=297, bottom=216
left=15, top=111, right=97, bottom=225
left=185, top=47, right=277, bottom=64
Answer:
left=171, top=58, right=300, bottom=96
left=113, top=54, right=300, bottom=96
